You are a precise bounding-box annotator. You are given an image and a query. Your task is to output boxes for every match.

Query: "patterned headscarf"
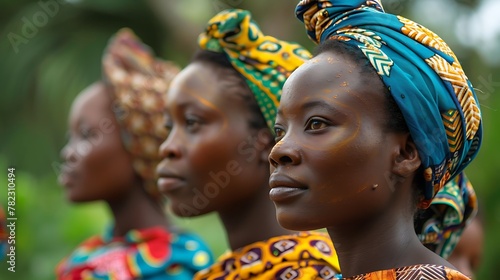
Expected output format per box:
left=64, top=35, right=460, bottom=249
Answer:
left=198, top=9, right=312, bottom=130
left=295, top=0, right=482, bottom=208
left=102, top=28, right=180, bottom=200
left=417, top=173, right=478, bottom=258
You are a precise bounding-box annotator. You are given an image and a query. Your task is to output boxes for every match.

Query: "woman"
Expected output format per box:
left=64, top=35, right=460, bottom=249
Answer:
left=157, top=9, right=341, bottom=279
left=56, top=29, right=212, bottom=279
left=269, top=0, right=482, bottom=279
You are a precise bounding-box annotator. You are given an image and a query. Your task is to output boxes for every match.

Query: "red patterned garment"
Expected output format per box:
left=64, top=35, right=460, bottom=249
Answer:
left=56, top=226, right=213, bottom=280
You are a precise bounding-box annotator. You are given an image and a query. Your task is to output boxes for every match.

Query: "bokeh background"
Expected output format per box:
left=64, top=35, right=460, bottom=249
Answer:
left=0, top=0, right=498, bottom=279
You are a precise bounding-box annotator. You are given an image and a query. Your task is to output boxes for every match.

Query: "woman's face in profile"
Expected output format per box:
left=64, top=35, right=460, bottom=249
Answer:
left=269, top=51, right=405, bottom=231
left=59, top=83, right=136, bottom=202
left=157, top=62, right=271, bottom=217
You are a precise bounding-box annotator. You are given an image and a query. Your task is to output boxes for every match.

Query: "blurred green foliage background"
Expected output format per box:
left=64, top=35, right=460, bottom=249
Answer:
left=0, top=0, right=498, bottom=279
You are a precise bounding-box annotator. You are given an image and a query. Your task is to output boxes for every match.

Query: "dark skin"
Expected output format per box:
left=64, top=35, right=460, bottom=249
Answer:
left=268, top=51, right=455, bottom=277
left=59, top=82, right=169, bottom=237
left=157, top=62, right=292, bottom=250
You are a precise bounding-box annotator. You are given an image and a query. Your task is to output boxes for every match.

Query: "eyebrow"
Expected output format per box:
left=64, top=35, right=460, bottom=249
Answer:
left=278, top=99, right=345, bottom=116
left=301, top=100, right=337, bottom=112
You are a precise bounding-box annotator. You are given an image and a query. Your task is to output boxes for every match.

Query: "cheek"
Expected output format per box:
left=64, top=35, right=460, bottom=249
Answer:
left=305, top=131, right=378, bottom=180
left=188, top=138, right=232, bottom=175
left=80, top=136, right=135, bottom=188
left=306, top=129, right=392, bottom=203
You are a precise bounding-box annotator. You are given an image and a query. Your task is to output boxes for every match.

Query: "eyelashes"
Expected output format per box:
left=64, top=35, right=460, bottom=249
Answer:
left=274, top=117, right=332, bottom=142
left=306, top=118, right=329, bottom=131
left=163, top=115, right=203, bottom=133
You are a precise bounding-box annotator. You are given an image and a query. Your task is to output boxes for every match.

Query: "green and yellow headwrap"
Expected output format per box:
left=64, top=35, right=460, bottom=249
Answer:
left=198, top=9, right=312, bottom=130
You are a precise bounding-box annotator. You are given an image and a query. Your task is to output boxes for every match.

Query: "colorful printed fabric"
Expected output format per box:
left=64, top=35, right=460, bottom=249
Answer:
left=102, top=28, right=180, bottom=199
left=198, top=9, right=312, bottom=130
left=194, top=231, right=341, bottom=280
left=0, top=205, right=7, bottom=260
left=417, top=173, right=478, bottom=259
left=56, top=226, right=213, bottom=280
left=295, top=0, right=482, bottom=208
left=343, top=264, right=470, bottom=280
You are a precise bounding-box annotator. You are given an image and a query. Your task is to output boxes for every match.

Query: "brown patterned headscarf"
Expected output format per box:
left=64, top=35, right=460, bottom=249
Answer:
left=102, top=28, right=179, bottom=200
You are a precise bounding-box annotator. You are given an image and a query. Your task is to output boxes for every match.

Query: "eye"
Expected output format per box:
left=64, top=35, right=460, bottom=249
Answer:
left=164, top=121, right=173, bottom=132
left=274, top=125, right=286, bottom=141
left=80, top=128, right=91, bottom=139
left=305, top=118, right=329, bottom=131
left=185, top=116, right=202, bottom=132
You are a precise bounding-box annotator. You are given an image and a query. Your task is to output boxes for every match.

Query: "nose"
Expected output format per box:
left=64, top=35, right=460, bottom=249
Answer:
left=60, top=142, right=78, bottom=164
left=268, top=138, right=301, bottom=168
left=158, top=131, right=182, bottom=160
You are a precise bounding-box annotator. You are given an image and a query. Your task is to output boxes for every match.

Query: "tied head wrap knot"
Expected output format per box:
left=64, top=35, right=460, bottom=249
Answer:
left=198, top=9, right=312, bottom=130
left=417, top=172, right=478, bottom=258
left=295, top=0, right=482, bottom=208
left=102, top=28, right=180, bottom=201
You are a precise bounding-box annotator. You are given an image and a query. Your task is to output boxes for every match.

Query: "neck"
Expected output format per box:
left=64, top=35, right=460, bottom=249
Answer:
left=327, top=207, right=450, bottom=278
left=106, top=184, right=170, bottom=237
left=218, top=186, right=293, bottom=251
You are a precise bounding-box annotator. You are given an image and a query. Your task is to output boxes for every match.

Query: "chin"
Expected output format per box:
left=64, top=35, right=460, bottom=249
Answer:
left=66, top=192, right=93, bottom=203
left=276, top=208, right=324, bottom=231
left=169, top=200, right=211, bottom=218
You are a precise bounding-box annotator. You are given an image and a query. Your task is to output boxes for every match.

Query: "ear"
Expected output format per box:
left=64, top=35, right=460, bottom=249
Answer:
left=392, top=133, right=421, bottom=178
left=256, top=128, right=274, bottom=164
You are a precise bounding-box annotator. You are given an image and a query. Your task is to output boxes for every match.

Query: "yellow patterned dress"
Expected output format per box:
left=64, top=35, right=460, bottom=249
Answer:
left=194, top=232, right=340, bottom=280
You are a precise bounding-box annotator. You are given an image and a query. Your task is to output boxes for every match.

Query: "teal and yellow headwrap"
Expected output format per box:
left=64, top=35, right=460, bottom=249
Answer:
left=295, top=0, right=482, bottom=208
left=417, top=172, right=477, bottom=258
left=198, top=9, right=312, bottom=130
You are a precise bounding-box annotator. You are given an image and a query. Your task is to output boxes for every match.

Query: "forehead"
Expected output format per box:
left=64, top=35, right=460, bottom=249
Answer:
left=166, top=63, right=222, bottom=108
left=70, top=83, right=113, bottom=124
left=280, top=51, right=383, bottom=113
left=166, top=62, right=250, bottom=115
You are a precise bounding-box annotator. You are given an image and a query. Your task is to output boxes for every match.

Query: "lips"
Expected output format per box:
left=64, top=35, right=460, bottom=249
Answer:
left=58, top=163, right=77, bottom=187
left=269, top=173, right=308, bottom=202
left=157, top=170, right=186, bottom=193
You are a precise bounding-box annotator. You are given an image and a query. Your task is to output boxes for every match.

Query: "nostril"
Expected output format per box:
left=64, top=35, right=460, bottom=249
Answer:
left=269, top=157, right=278, bottom=167
left=167, top=151, right=177, bottom=159
left=279, top=155, right=293, bottom=164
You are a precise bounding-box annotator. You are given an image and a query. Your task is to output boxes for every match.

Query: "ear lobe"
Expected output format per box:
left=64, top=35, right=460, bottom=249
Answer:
left=392, top=133, right=421, bottom=178
left=256, top=128, right=274, bottom=163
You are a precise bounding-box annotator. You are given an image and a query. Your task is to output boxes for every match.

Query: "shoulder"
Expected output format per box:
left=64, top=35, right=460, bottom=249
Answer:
left=347, top=265, right=470, bottom=280
left=169, top=230, right=214, bottom=270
